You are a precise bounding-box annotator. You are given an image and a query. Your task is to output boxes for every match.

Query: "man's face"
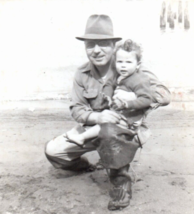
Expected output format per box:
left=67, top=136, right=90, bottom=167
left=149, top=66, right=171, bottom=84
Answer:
left=116, top=50, right=138, bottom=78
left=85, top=40, right=115, bottom=66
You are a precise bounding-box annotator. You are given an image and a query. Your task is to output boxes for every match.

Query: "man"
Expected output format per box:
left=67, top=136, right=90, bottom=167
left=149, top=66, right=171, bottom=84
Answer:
left=45, top=14, right=170, bottom=210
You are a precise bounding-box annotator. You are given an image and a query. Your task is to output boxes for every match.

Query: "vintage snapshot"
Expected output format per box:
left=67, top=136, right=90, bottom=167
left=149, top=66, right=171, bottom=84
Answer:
left=0, top=0, right=193, bottom=213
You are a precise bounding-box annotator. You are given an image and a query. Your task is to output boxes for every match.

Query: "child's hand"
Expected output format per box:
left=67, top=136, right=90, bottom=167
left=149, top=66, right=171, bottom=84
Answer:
left=112, top=98, right=126, bottom=110
left=103, top=95, right=112, bottom=107
left=96, top=93, right=112, bottom=110
left=113, top=89, right=137, bottom=101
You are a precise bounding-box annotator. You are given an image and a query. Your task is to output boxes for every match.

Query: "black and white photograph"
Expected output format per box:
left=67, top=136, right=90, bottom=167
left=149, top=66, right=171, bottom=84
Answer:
left=0, top=0, right=194, bottom=213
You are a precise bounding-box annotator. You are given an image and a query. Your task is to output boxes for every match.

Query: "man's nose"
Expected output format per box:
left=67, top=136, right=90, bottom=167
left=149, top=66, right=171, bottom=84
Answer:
left=93, top=44, right=101, bottom=53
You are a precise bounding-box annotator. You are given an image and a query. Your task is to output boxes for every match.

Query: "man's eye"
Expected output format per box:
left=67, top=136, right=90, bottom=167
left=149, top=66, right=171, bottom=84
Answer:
left=126, top=61, right=132, bottom=63
left=86, top=42, right=95, bottom=48
left=99, top=41, right=109, bottom=47
left=117, top=61, right=122, bottom=63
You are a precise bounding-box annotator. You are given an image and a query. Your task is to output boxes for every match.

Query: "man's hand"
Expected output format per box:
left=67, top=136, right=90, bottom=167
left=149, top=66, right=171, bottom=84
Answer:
left=97, top=109, right=121, bottom=124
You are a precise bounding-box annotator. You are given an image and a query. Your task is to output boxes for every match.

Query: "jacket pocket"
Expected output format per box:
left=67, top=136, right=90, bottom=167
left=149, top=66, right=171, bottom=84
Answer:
left=83, top=89, right=98, bottom=99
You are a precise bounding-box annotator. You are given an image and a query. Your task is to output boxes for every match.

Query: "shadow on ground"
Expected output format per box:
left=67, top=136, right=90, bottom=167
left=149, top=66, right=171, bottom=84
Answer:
left=0, top=101, right=194, bottom=214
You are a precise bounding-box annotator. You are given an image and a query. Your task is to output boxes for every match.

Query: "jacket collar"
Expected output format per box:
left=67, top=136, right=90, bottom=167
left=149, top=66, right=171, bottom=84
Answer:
left=79, top=58, right=118, bottom=82
left=79, top=62, right=91, bottom=73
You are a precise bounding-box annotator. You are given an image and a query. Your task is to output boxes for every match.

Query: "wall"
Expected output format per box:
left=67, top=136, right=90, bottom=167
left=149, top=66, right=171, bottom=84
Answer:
left=0, top=0, right=194, bottom=101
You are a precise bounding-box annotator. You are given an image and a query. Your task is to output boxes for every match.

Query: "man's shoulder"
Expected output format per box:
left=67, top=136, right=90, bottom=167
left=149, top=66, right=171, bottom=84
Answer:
left=74, top=62, right=91, bottom=80
left=77, top=62, right=91, bottom=73
left=139, top=61, right=160, bottom=83
left=137, top=70, right=150, bottom=80
left=128, top=70, right=150, bottom=84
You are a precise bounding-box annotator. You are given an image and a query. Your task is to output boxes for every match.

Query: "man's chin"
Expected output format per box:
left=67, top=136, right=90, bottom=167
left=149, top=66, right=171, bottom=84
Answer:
left=92, top=60, right=107, bottom=67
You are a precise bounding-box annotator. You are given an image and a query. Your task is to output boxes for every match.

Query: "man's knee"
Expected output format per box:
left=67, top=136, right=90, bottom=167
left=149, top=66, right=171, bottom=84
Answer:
left=45, top=139, right=57, bottom=157
left=45, top=125, right=86, bottom=157
left=45, top=133, right=72, bottom=157
left=44, top=137, right=74, bottom=169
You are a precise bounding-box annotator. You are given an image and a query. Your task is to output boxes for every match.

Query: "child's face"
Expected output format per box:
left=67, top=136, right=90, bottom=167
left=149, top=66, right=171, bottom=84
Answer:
left=116, top=49, right=139, bottom=78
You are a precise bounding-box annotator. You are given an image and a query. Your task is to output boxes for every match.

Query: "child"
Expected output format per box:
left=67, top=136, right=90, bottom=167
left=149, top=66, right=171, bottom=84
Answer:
left=66, top=39, right=153, bottom=147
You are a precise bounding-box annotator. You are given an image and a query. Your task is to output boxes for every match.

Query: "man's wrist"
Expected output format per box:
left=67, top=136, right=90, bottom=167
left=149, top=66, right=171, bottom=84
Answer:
left=86, top=112, right=101, bottom=125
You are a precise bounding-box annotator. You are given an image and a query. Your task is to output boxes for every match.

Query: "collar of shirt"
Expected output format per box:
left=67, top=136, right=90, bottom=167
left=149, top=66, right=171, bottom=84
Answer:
left=79, top=58, right=118, bottom=84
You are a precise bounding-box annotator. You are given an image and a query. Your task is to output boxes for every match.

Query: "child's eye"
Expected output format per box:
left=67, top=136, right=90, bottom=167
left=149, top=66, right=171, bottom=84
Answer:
left=126, top=61, right=132, bottom=63
left=117, top=61, right=122, bottom=63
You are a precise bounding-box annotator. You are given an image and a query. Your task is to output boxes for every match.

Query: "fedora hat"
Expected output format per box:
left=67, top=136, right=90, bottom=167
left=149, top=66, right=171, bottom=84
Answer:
left=76, top=14, right=122, bottom=41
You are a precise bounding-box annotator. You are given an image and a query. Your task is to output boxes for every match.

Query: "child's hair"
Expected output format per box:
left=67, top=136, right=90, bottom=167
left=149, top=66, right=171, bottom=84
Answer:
left=115, top=39, right=142, bottom=62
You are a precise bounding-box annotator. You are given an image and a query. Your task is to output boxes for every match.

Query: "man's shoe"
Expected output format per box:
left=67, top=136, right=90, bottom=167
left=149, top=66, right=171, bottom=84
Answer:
left=65, top=157, right=96, bottom=172
left=108, top=169, right=132, bottom=211
left=108, top=180, right=131, bottom=210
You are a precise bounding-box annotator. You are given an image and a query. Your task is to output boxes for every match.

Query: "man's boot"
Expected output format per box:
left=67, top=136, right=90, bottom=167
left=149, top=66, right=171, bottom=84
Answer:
left=108, top=164, right=132, bottom=211
left=65, top=157, right=96, bottom=172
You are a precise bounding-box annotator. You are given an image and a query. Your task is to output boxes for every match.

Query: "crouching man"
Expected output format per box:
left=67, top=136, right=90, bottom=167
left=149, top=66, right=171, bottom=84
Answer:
left=45, top=15, right=170, bottom=210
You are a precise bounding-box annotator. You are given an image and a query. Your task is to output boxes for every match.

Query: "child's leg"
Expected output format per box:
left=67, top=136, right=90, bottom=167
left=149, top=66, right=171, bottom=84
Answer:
left=82, top=125, right=101, bottom=140
left=66, top=125, right=101, bottom=146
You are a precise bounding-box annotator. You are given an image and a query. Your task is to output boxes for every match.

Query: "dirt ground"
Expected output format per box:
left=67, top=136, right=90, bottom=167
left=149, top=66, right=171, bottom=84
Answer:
left=0, top=101, right=194, bottom=214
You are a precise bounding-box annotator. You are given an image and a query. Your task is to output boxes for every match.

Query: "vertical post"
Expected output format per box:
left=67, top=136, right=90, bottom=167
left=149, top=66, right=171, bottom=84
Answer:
left=169, top=12, right=175, bottom=29
left=167, top=3, right=172, bottom=23
left=178, top=1, right=182, bottom=23
left=160, top=1, right=166, bottom=29
left=167, top=1, right=174, bottom=29
left=184, top=1, right=190, bottom=29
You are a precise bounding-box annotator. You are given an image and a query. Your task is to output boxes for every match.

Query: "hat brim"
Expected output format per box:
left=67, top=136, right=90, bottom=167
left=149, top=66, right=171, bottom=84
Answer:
left=76, top=34, right=122, bottom=41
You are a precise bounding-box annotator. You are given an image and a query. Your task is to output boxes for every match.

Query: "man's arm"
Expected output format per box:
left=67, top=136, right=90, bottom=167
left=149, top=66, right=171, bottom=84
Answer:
left=87, top=110, right=121, bottom=125
left=140, top=65, right=171, bottom=107
left=70, top=71, right=93, bottom=124
left=153, top=85, right=171, bottom=107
